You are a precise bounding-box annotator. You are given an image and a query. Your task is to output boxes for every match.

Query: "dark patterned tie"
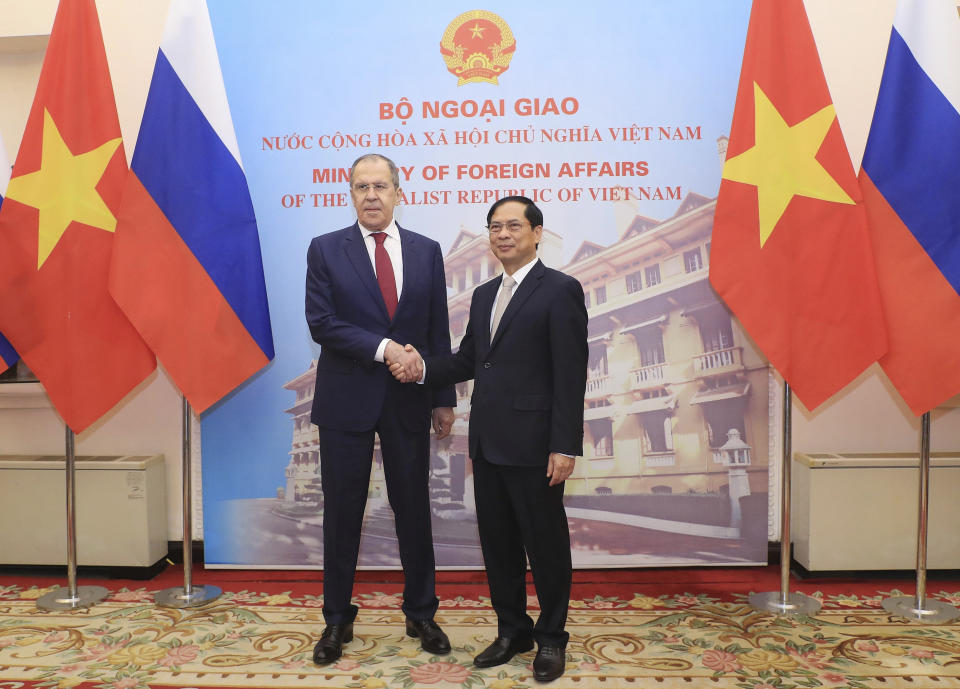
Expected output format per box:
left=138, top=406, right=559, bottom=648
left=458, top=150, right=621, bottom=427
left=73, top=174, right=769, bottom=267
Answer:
left=371, top=232, right=398, bottom=319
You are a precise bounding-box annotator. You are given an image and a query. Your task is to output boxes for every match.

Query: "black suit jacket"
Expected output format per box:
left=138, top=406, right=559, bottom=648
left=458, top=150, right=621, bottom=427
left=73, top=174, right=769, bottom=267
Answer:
left=306, top=222, right=455, bottom=432
left=425, top=260, right=588, bottom=466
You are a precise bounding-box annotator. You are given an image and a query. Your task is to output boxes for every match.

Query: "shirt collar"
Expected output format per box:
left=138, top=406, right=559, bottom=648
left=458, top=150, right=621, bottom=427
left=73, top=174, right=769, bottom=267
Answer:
left=504, top=257, right=539, bottom=287
left=359, top=219, right=399, bottom=240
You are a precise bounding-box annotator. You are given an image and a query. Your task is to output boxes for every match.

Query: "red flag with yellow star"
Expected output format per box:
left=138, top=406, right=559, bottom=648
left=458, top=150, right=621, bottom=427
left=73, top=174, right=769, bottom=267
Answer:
left=0, top=0, right=156, bottom=431
left=709, top=0, right=886, bottom=410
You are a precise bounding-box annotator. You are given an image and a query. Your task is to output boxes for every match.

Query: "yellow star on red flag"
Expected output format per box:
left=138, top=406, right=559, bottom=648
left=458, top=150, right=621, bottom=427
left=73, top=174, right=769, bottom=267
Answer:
left=708, top=0, right=886, bottom=411
left=5, top=109, right=121, bottom=268
left=722, top=82, right=854, bottom=247
left=0, top=0, right=155, bottom=432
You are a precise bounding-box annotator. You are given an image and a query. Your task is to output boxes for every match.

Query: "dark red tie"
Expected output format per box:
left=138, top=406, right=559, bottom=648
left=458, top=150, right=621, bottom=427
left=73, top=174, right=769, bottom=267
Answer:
left=372, top=232, right=398, bottom=319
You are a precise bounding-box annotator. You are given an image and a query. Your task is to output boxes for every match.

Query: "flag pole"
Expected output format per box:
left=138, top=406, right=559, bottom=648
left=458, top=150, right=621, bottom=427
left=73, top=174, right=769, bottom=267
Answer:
left=155, top=396, right=221, bottom=608
left=748, top=381, right=820, bottom=616
left=882, top=412, right=959, bottom=623
left=37, top=426, right=109, bottom=610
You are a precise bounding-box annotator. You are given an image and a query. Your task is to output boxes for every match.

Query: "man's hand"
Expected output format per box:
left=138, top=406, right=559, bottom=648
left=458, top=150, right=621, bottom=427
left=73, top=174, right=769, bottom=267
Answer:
left=384, top=340, right=405, bottom=366
left=388, top=361, right=408, bottom=381
left=546, top=453, right=575, bottom=487
left=432, top=407, right=455, bottom=438
left=386, top=342, right=423, bottom=382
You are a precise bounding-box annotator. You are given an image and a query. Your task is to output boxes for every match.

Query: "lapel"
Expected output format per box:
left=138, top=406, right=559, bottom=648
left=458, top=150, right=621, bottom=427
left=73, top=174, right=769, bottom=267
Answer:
left=342, top=223, right=390, bottom=321
left=477, top=276, right=500, bottom=351
left=489, top=260, right=545, bottom=352
left=396, top=224, right=417, bottom=317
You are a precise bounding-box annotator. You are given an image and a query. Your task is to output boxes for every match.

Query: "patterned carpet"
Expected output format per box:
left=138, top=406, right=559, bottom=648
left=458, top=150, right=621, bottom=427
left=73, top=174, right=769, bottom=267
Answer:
left=3, top=576, right=960, bottom=688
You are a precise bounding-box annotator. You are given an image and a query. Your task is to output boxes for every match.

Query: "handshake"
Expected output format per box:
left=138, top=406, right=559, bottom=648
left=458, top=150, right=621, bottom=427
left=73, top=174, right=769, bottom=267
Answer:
left=385, top=341, right=423, bottom=383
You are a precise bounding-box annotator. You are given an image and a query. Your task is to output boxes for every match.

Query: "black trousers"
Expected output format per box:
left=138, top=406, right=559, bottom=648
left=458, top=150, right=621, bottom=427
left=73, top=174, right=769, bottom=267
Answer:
left=472, top=453, right=572, bottom=648
left=317, top=410, right=438, bottom=625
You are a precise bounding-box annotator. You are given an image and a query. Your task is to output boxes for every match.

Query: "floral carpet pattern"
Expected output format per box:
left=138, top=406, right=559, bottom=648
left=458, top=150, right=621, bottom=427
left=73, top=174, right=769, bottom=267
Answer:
left=2, top=583, right=960, bottom=688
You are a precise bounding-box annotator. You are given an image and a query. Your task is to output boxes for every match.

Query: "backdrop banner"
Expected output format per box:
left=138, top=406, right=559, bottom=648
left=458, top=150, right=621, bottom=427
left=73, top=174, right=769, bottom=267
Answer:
left=201, top=0, right=769, bottom=568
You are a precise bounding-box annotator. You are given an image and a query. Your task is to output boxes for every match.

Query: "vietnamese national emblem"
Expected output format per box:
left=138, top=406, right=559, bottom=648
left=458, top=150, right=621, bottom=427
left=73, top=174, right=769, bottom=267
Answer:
left=440, top=10, right=516, bottom=86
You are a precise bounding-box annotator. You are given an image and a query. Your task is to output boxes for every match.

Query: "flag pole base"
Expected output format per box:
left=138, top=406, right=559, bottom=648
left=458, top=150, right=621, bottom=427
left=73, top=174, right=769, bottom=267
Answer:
left=155, top=584, right=222, bottom=608
left=882, top=596, right=960, bottom=624
left=749, top=591, right=821, bottom=616
left=37, top=585, right=109, bottom=610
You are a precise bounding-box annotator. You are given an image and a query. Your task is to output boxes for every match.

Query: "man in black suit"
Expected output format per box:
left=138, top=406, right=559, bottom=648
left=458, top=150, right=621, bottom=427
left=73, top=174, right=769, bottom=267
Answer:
left=305, top=153, right=456, bottom=664
left=392, top=196, right=588, bottom=683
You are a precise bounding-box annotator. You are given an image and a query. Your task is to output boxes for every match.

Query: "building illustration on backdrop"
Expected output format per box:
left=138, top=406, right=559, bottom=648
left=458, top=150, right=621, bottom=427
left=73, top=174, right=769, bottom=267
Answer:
left=281, top=190, right=770, bottom=565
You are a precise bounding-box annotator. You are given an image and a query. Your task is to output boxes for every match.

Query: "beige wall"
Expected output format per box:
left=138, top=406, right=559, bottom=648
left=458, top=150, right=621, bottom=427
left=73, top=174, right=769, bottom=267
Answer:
left=1, top=0, right=957, bottom=547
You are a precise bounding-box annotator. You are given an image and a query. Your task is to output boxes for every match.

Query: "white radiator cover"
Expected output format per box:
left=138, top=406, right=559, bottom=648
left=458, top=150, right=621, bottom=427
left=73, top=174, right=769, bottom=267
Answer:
left=792, top=452, right=960, bottom=571
left=0, top=454, right=167, bottom=567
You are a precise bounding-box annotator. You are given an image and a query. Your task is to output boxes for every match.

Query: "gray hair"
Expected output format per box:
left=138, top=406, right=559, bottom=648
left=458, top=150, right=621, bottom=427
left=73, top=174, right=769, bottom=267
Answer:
left=349, top=153, right=400, bottom=189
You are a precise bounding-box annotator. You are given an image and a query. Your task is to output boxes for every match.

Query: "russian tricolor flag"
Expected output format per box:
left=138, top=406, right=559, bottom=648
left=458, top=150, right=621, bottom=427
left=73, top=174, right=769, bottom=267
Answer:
left=859, top=1, right=960, bottom=415
left=110, top=0, right=274, bottom=412
left=0, top=129, right=19, bottom=373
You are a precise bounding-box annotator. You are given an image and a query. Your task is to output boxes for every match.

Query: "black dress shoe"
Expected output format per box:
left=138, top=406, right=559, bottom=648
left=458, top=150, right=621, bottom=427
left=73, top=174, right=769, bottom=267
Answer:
left=405, top=618, right=451, bottom=655
left=312, top=623, right=353, bottom=665
left=473, top=635, right=535, bottom=668
left=532, top=646, right=566, bottom=683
